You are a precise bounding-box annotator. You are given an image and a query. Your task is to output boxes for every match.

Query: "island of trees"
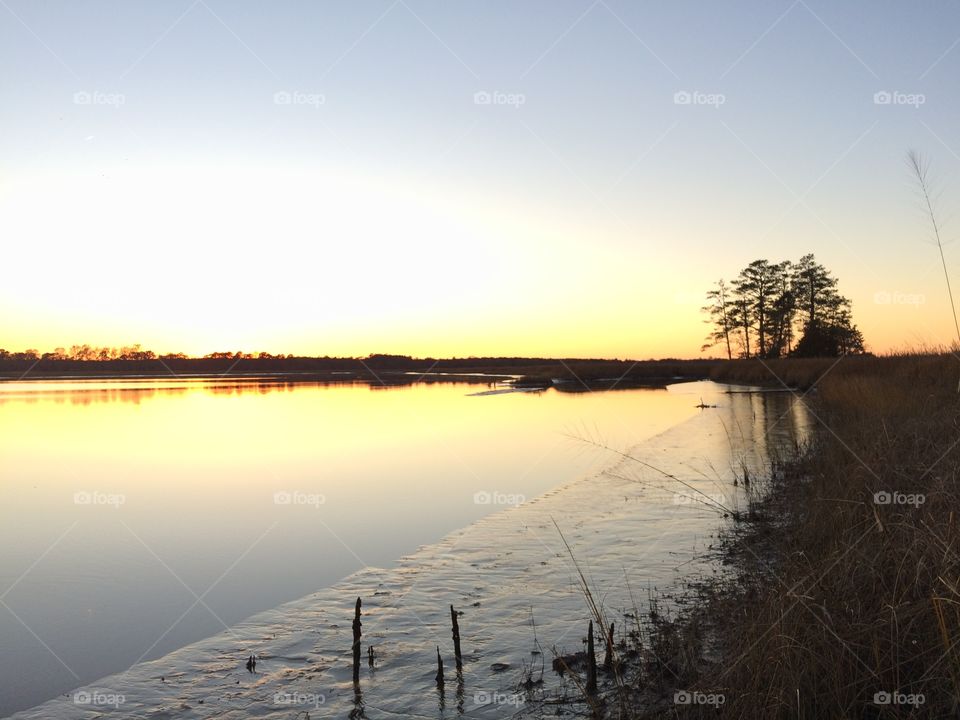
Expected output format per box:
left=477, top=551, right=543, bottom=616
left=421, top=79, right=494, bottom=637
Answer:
left=702, top=254, right=864, bottom=359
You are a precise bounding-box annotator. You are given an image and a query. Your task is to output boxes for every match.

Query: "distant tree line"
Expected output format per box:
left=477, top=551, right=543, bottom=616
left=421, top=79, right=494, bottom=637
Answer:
left=0, top=345, right=292, bottom=362
left=0, top=351, right=725, bottom=386
left=702, top=254, right=864, bottom=359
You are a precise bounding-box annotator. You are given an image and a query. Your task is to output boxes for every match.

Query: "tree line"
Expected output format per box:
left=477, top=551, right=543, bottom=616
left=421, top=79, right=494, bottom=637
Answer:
left=0, top=345, right=291, bottom=362
left=702, top=254, right=864, bottom=359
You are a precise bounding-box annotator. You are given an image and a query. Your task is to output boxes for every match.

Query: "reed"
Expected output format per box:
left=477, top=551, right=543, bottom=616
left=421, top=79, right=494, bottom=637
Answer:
left=644, top=353, right=960, bottom=717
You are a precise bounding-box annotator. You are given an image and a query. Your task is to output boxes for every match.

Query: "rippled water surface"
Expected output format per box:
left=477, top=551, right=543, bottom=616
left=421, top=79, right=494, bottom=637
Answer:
left=1, top=377, right=713, bottom=716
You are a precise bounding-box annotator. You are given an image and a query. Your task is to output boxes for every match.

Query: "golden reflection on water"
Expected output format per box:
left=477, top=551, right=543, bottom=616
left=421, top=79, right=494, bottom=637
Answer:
left=0, top=380, right=699, bottom=508
left=0, top=378, right=808, bottom=716
left=0, top=378, right=699, bottom=712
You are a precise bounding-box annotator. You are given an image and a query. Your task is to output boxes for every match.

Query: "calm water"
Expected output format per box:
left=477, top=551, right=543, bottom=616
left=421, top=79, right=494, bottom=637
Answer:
left=0, top=378, right=700, bottom=716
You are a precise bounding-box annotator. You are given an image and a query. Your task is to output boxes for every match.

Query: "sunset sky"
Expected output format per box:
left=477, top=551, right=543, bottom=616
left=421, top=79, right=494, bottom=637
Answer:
left=3, top=1, right=960, bottom=358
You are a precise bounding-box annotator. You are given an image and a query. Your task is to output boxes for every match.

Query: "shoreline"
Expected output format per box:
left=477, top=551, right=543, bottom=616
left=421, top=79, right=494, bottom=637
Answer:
left=620, top=354, right=960, bottom=718
left=9, top=380, right=797, bottom=719
left=16, top=354, right=947, bottom=717
left=0, top=369, right=697, bottom=394
left=0, top=354, right=912, bottom=394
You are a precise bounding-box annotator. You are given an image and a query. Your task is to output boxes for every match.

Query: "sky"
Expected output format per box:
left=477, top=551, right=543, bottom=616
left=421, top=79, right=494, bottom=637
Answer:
left=3, top=0, right=960, bottom=358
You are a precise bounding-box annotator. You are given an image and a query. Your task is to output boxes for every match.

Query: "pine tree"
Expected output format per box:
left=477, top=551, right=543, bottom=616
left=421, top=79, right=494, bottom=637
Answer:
left=703, top=255, right=864, bottom=358
left=701, top=279, right=735, bottom=359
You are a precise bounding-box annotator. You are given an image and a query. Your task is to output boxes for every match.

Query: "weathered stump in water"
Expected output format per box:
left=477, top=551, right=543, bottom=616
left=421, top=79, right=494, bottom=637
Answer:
left=435, top=646, right=445, bottom=685
left=586, top=620, right=597, bottom=694
left=450, top=605, right=463, bottom=670
left=603, top=622, right=614, bottom=672
left=352, top=597, right=362, bottom=682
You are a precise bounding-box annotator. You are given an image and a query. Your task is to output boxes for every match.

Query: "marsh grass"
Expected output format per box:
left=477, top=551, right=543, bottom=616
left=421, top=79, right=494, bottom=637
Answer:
left=907, top=151, right=960, bottom=363
left=559, top=353, right=960, bottom=718
left=651, top=353, right=960, bottom=718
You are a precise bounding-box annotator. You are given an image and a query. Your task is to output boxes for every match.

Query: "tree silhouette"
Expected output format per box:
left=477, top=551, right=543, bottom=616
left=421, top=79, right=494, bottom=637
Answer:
left=703, top=256, right=863, bottom=358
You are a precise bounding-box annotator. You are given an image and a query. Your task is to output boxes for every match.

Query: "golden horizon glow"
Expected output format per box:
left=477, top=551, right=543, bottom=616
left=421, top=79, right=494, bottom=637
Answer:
left=2, top=163, right=957, bottom=360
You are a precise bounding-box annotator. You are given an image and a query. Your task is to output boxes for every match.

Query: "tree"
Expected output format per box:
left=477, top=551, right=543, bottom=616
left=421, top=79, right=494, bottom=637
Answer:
left=69, top=344, right=98, bottom=361
left=792, top=254, right=839, bottom=327
left=701, top=279, right=735, bottom=359
left=790, top=257, right=862, bottom=357
left=767, top=260, right=796, bottom=358
left=733, top=259, right=794, bottom=358
left=792, top=314, right=864, bottom=357
left=703, top=255, right=864, bottom=358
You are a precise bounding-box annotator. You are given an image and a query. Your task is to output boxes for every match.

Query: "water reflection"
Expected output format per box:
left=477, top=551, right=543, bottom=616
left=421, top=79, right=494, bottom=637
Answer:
left=0, top=377, right=519, bottom=405
left=0, top=378, right=332, bottom=404
left=351, top=681, right=366, bottom=719
left=721, top=388, right=813, bottom=475
left=0, top=378, right=699, bottom=716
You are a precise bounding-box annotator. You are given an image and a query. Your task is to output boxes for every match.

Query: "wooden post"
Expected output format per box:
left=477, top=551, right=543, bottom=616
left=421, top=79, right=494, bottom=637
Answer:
left=435, top=646, right=445, bottom=686
left=603, top=622, right=614, bottom=671
left=586, top=620, right=597, bottom=694
left=352, top=597, right=362, bottom=682
left=450, top=605, right=463, bottom=670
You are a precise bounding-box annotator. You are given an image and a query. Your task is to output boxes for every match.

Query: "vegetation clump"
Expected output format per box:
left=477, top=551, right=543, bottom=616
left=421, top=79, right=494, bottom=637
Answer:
left=702, top=254, right=864, bottom=359
left=595, top=353, right=960, bottom=718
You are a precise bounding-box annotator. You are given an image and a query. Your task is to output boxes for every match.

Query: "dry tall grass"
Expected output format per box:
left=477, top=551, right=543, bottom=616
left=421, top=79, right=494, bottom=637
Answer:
left=655, top=353, right=960, bottom=718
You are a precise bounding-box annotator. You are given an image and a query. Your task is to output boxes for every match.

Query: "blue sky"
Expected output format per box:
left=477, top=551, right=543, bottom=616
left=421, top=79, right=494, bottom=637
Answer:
left=3, top=1, right=960, bottom=356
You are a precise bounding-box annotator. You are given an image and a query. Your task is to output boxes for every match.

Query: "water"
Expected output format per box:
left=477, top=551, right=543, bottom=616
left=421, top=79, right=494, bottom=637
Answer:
left=0, top=377, right=704, bottom=716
